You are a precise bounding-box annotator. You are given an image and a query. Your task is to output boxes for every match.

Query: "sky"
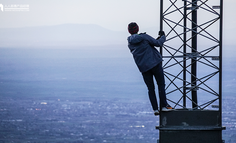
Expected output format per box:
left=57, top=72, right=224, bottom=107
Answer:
left=0, top=0, right=235, bottom=45
left=0, top=0, right=160, bottom=31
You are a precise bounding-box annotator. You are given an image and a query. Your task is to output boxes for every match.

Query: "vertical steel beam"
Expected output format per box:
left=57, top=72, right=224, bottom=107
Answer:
left=191, top=0, right=198, bottom=108
left=183, top=0, right=187, bottom=107
left=160, top=0, right=164, bottom=55
left=219, top=0, right=223, bottom=127
left=159, top=0, right=164, bottom=129
left=219, top=0, right=223, bottom=140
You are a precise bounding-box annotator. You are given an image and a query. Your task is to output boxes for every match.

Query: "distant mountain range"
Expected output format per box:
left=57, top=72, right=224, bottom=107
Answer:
left=0, top=24, right=128, bottom=47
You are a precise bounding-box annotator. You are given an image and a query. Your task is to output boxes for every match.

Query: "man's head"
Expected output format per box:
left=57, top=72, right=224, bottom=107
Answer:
left=128, top=22, right=139, bottom=35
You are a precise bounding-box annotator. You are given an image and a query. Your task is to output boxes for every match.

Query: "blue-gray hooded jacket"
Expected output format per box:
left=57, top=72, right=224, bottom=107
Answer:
left=127, top=33, right=166, bottom=73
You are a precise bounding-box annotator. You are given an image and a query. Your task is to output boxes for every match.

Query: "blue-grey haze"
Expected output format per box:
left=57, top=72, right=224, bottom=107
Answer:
left=0, top=46, right=235, bottom=142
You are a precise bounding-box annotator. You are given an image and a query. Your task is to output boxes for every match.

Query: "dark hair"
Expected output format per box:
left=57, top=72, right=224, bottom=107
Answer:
left=128, top=22, right=139, bottom=34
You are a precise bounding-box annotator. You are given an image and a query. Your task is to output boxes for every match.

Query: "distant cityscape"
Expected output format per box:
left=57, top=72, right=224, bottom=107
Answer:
left=0, top=96, right=235, bottom=143
left=0, top=97, right=159, bottom=143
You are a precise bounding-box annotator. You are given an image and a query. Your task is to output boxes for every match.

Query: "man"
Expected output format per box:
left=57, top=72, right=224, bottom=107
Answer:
left=127, top=22, right=172, bottom=115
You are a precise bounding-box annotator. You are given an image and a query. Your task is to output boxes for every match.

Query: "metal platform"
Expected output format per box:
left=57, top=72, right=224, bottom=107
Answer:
left=156, top=110, right=225, bottom=143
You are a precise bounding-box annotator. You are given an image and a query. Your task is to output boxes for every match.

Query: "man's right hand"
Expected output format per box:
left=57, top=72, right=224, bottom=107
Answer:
left=156, top=31, right=165, bottom=40
left=159, top=31, right=165, bottom=37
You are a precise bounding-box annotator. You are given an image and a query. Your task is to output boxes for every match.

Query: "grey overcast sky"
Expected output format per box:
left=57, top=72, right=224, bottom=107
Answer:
left=0, top=0, right=161, bottom=31
left=0, top=0, right=235, bottom=45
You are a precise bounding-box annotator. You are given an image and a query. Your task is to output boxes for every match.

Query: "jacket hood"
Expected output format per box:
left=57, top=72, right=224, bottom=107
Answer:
left=127, top=34, right=144, bottom=44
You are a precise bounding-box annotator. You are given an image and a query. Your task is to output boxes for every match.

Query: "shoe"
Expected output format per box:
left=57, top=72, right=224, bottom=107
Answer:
left=154, top=110, right=160, bottom=116
left=162, top=105, right=173, bottom=112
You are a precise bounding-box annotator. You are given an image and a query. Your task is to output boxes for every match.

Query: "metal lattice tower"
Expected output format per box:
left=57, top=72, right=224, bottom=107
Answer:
left=157, top=0, right=225, bottom=142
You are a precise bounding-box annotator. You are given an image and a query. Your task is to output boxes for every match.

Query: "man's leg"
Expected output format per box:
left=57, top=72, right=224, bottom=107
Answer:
left=152, top=63, right=168, bottom=108
left=142, top=70, right=158, bottom=110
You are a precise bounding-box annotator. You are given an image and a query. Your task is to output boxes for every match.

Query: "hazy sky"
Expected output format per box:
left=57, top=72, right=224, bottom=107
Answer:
left=0, top=0, right=235, bottom=45
left=0, top=0, right=160, bottom=31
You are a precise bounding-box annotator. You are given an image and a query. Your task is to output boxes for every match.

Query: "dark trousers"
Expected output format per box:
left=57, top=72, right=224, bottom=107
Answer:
left=142, top=62, right=168, bottom=110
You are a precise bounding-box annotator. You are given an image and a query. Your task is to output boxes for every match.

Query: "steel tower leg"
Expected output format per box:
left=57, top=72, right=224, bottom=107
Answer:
left=191, top=0, right=198, bottom=108
left=157, top=0, right=225, bottom=142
